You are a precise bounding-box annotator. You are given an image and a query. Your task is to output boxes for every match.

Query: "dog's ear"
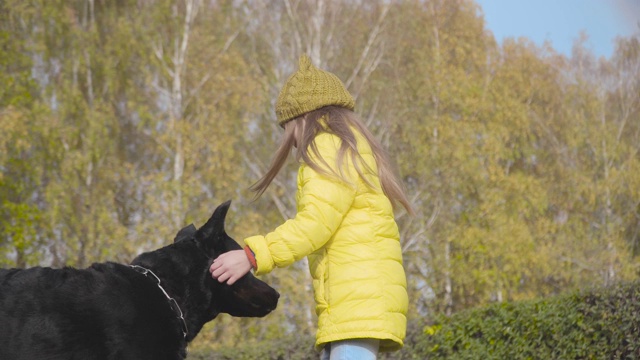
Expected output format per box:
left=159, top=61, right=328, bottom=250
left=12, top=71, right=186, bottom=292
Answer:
left=174, top=224, right=197, bottom=243
left=195, top=200, right=231, bottom=255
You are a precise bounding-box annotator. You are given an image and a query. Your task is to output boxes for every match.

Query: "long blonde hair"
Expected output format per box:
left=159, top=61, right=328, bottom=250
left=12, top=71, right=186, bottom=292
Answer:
left=251, top=106, right=414, bottom=215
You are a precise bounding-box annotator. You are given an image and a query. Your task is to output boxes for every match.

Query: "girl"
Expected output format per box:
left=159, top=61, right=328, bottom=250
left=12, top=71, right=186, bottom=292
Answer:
left=210, top=54, right=413, bottom=360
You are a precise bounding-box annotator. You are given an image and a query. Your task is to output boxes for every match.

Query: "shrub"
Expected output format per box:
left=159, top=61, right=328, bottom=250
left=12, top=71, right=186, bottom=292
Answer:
left=417, top=281, right=640, bottom=359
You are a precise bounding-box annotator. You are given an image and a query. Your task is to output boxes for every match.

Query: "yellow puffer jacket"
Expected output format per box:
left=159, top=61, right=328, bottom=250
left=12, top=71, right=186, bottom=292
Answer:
left=245, top=130, right=408, bottom=352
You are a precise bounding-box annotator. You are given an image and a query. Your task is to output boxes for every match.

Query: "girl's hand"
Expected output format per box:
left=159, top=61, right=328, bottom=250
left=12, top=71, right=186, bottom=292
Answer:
left=210, top=250, right=252, bottom=285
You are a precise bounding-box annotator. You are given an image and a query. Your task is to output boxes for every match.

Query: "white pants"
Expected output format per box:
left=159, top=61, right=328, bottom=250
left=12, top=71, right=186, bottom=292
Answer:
left=320, top=339, right=380, bottom=360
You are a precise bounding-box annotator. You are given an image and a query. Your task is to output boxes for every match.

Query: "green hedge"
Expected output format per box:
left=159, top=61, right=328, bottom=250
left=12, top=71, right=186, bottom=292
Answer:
left=188, top=281, right=640, bottom=359
left=417, top=280, right=640, bottom=359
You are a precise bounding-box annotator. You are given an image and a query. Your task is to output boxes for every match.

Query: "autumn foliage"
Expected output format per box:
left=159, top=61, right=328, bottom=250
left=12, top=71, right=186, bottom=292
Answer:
left=1, top=0, right=639, bottom=355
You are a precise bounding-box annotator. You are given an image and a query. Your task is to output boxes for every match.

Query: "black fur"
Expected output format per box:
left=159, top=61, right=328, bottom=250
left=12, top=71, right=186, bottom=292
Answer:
left=0, top=201, right=279, bottom=360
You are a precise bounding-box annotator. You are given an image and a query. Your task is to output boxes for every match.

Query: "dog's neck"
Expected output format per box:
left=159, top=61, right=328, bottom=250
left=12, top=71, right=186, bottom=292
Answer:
left=129, top=265, right=188, bottom=339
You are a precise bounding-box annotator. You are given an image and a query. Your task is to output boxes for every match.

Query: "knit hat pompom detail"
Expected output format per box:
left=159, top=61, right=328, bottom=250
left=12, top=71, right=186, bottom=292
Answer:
left=275, top=54, right=355, bottom=126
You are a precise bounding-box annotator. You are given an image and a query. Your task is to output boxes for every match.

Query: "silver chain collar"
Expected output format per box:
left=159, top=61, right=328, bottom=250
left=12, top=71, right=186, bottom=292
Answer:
left=129, top=265, right=188, bottom=339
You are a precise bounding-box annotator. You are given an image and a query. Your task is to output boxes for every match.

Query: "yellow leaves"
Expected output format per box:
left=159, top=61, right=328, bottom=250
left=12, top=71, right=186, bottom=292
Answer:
left=424, top=324, right=442, bottom=336
left=625, top=159, right=640, bottom=200
left=0, top=107, right=30, bottom=155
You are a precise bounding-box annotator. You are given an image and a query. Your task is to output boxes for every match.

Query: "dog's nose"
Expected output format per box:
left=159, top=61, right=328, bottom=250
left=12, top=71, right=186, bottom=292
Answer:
left=268, top=290, right=280, bottom=311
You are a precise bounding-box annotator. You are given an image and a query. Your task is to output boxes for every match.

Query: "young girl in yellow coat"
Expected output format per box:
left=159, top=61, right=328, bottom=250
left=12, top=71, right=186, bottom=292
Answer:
left=211, top=54, right=413, bottom=360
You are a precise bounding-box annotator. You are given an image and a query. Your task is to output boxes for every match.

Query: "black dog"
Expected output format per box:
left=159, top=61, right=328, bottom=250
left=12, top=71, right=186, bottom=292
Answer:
left=0, top=201, right=279, bottom=360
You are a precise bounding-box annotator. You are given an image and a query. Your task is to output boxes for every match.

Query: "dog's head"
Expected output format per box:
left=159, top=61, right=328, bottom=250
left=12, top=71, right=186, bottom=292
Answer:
left=131, top=201, right=279, bottom=339
left=188, top=200, right=280, bottom=318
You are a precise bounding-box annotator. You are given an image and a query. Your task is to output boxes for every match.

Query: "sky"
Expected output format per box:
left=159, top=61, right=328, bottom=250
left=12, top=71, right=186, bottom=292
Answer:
left=475, top=0, right=640, bottom=58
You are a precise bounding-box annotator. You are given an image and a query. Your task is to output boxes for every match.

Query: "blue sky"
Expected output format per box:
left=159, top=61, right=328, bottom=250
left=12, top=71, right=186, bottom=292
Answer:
left=475, top=0, right=640, bottom=58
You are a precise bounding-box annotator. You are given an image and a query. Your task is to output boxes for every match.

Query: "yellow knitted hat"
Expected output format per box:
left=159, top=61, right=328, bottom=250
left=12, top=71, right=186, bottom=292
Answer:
left=275, top=54, right=355, bottom=126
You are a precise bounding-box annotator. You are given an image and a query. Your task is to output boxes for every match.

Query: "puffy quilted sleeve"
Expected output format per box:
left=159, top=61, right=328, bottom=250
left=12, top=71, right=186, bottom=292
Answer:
left=245, top=134, right=357, bottom=275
